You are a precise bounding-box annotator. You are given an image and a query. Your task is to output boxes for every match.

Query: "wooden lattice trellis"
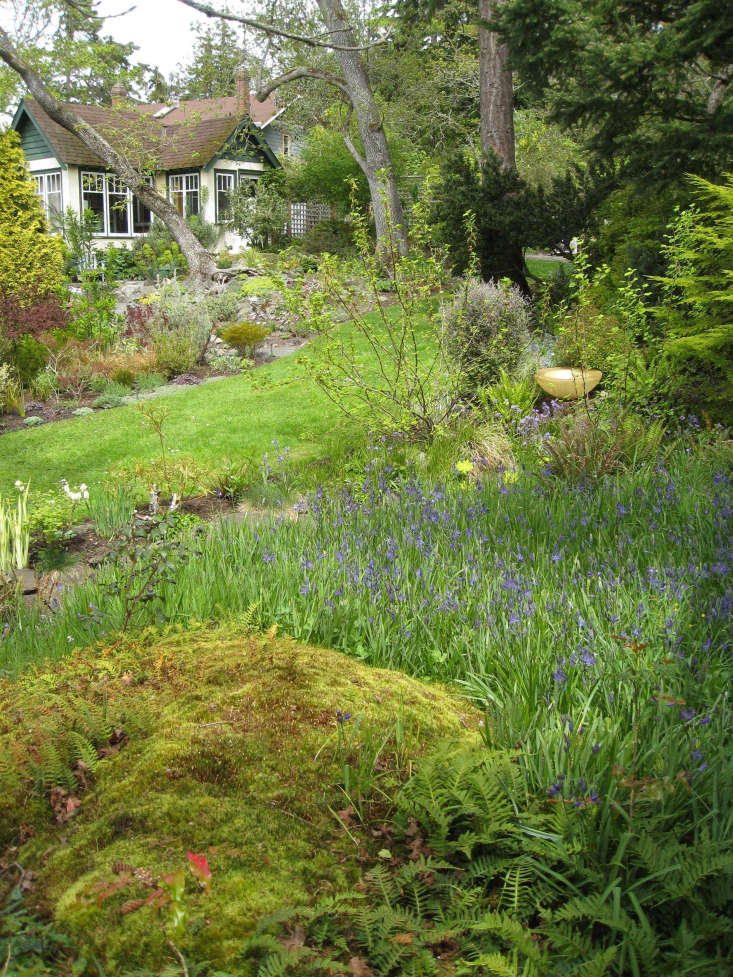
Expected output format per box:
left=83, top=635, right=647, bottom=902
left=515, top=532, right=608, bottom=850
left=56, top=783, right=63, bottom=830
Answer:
left=288, top=201, right=333, bottom=238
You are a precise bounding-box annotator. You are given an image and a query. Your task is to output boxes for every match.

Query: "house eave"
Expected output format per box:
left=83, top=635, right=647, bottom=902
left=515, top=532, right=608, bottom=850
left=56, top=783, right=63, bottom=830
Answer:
left=11, top=100, right=66, bottom=169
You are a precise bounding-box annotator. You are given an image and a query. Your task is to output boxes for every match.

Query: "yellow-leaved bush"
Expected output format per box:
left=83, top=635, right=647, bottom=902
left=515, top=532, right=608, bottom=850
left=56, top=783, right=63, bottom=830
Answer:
left=0, top=130, right=65, bottom=303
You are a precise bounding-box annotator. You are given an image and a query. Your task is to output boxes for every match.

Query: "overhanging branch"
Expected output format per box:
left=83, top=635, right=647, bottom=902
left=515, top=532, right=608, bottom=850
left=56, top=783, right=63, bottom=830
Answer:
left=255, top=66, right=349, bottom=101
left=175, top=0, right=384, bottom=52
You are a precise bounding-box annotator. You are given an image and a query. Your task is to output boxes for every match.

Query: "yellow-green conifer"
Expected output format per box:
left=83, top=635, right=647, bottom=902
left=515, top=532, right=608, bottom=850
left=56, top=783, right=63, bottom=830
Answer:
left=0, top=130, right=64, bottom=302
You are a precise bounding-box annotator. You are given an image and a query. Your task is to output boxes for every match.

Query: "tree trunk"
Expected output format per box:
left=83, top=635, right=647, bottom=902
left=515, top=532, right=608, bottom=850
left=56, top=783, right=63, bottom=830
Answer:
left=315, top=0, right=408, bottom=258
left=476, top=1, right=527, bottom=292
left=0, top=27, right=217, bottom=284
left=478, top=0, right=516, bottom=170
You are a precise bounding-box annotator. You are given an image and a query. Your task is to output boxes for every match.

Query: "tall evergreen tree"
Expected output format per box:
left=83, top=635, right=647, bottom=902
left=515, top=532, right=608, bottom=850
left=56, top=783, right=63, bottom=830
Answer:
left=170, top=21, right=249, bottom=100
left=494, top=0, right=733, bottom=183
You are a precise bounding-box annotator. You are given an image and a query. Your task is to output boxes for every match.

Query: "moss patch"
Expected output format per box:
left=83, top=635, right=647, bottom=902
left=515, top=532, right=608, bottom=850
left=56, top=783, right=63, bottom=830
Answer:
left=0, top=622, right=478, bottom=974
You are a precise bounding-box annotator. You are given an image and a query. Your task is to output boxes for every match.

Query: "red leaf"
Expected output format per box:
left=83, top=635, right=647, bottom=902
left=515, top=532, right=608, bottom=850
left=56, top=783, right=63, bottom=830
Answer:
left=186, top=850, right=212, bottom=892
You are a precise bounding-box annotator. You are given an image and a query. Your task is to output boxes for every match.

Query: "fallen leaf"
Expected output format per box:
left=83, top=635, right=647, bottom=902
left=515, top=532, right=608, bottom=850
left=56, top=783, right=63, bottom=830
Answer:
left=393, top=932, right=415, bottom=945
left=335, top=805, right=355, bottom=829
left=349, top=957, right=374, bottom=976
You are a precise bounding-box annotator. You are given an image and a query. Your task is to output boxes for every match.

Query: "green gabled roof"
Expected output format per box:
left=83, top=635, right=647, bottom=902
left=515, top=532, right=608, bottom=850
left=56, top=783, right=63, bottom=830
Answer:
left=11, top=101, right=64, bottom=167
left=206, top=116, right=280, bottom=170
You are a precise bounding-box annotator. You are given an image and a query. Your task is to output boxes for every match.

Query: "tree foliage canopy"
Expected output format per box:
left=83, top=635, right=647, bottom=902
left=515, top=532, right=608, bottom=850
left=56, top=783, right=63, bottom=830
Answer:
left=494, top=0, right=733, bottom=181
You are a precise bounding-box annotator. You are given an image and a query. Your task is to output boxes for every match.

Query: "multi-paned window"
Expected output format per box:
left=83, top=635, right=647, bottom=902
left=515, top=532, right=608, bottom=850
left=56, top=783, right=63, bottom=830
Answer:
left=169, top=172, right=199, bottom=218
left=215, top=171, right=235, bottom=223
left=34, top=171, right=63, bottom=222
left=282, top=132, right=292, bottom=158
left=80, top=171, right=152, bottom=236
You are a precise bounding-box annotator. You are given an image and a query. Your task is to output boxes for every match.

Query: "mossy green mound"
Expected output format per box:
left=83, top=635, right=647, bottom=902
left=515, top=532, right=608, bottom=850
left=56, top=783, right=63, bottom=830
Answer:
left=0, top=621, right=478, bottom=974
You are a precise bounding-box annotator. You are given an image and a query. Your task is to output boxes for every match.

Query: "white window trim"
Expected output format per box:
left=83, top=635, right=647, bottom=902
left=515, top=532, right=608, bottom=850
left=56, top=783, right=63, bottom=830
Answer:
left=34, top=170, right=63, bottom=222
left=80, top=171, right=153, bottom=238
left=215, top=170, right=235, bottom=223
left=168, top=172, right=200, bottom=219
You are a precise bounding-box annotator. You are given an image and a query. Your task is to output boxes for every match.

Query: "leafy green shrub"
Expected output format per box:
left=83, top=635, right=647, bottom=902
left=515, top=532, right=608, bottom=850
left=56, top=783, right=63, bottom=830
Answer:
left=131, top=221, right=187, bottom=280
left=92, top=393, right=124, bottom=410
left=72, top=407, right=94, bottom=416
left=66, top=274, right=119, bottom=344
left=300, top=217, right=353, bottom=256
left=221, top=321, right=270, bottom=357
left=102, top=244, right=137, bottom=281
left=11, top=335, right=48, bottom=385
left=215, top=251, right=233, bottom=269
left=229, top=173, right=290, bottom=250
left=28, top=489, right=75, bottom=548
left=186, top=211, right=218, bottom=250
left=89, top=374, right=108, bottom=393
left=553, top=303, right=631, bottom=374
left=205, top=290, right=240, bottom=323
left=544, top=252, right=643, bottom=391
left=110, top=368, right=134, bottom=388
left=443, top=278, right=533, bottom=392
left=148, top=282, right=212, bottom=376
left=22, top=415, right=43, bottom=427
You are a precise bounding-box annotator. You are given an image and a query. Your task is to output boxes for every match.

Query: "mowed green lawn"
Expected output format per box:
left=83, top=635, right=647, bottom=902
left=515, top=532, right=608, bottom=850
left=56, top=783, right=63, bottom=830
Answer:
left=0, top=348, right=341, bottom=497
left=0, top=306, right=438, bottom=496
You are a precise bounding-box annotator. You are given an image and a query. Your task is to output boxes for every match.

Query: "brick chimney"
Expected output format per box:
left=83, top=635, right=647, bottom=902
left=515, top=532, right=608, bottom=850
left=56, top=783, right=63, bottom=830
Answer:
left=111, top=82, right=127, bottom=105
left=236, top=70, right=250, bottom=118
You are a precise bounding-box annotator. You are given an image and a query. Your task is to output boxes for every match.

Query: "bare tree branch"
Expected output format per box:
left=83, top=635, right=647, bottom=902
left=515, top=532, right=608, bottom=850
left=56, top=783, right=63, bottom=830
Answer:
left=175, top=0, right=383, bottom=51
left=340, top=104, right=368, bottom=177
left=255, top=66, right=349, bottom=101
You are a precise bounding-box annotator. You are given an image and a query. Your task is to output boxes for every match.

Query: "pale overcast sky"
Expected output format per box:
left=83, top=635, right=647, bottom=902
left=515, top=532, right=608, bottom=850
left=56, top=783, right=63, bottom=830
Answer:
left=96, top=0, right=209, bottom=77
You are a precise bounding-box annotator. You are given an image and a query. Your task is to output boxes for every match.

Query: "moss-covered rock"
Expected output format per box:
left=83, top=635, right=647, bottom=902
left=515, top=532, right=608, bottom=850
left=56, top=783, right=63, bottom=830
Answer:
left=0, top=621, right=478, bottom=974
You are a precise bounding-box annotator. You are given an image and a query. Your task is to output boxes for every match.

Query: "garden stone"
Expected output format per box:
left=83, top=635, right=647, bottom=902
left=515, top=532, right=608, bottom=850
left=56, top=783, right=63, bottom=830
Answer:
left=171, top=373, right=201, bottom=385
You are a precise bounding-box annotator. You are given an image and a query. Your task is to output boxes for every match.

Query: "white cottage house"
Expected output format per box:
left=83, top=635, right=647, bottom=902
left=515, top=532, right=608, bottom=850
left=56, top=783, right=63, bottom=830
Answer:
left=11, top=75, right=296, bottom=253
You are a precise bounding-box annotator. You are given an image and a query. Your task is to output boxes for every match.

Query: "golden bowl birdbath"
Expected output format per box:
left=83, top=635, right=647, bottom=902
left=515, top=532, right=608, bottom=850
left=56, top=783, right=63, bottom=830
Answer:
left=535, top=367, right=602, bottom=399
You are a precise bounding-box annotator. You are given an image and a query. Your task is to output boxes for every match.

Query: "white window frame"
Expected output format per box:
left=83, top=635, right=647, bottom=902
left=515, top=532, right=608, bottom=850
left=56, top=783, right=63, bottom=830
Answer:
left=169, top=172, right=200, bottom=218
left=34, top=170, right=63, bottom=223
left=80, top=170, right=152, bottom=237
left=282, top=132, right=292, bottom=158
left=215, top=170, right=235, bottom=223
